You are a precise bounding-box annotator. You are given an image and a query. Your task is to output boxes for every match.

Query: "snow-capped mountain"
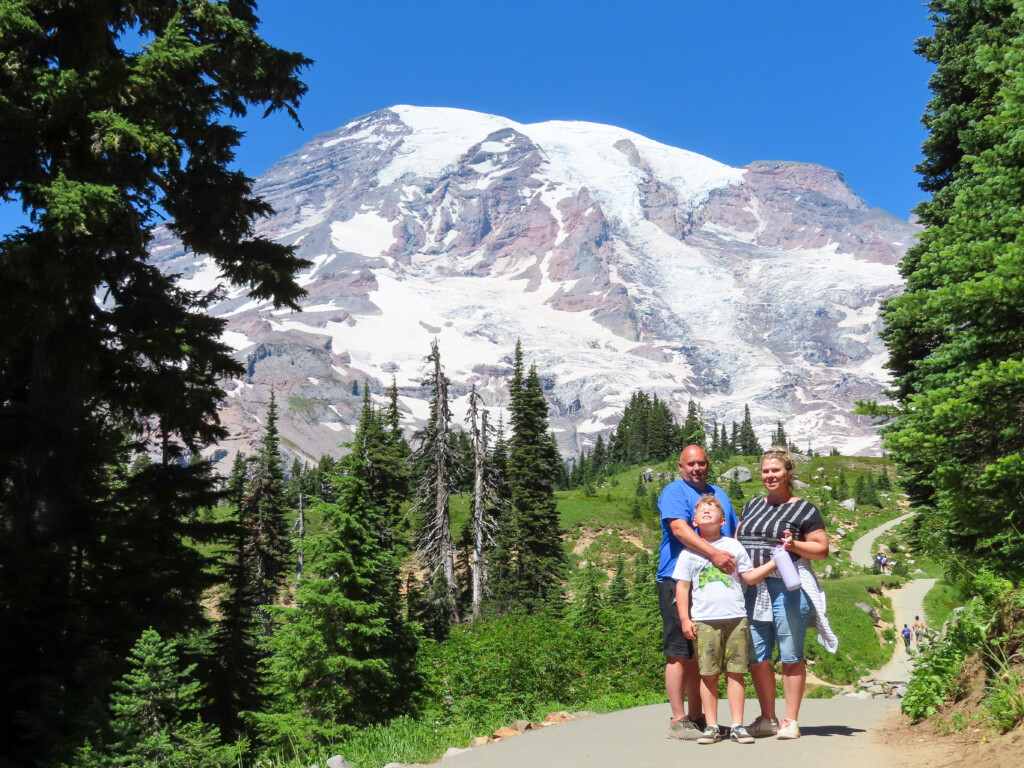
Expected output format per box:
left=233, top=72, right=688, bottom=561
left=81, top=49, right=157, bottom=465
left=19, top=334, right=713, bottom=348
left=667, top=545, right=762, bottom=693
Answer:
left=149, top=105, right=917, bottom=466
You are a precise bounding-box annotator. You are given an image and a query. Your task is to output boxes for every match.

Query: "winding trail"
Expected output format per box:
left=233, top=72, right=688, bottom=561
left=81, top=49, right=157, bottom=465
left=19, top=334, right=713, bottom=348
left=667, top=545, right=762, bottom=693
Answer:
left=849, top=511, right=915, bottom=568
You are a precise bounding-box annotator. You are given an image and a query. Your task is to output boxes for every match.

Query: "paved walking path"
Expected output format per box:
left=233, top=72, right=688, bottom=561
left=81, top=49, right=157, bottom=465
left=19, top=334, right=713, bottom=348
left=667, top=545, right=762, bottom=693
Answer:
left=435, top=513, right=936, bottom=768
left=441, top=699, right=899, bottom=768
left=872, top=576, right=937, bottom=682
left=849, top=512, right=915, bottom=568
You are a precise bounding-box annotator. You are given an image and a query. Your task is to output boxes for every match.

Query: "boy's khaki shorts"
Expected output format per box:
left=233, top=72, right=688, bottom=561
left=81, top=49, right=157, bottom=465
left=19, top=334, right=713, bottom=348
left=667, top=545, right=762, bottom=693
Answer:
left=695, top=617, right=750, bottom=675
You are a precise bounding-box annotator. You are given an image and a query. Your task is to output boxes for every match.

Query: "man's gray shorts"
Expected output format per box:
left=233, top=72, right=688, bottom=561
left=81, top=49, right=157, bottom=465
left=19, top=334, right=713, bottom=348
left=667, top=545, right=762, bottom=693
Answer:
left=658, top=578, right=695, bottom=660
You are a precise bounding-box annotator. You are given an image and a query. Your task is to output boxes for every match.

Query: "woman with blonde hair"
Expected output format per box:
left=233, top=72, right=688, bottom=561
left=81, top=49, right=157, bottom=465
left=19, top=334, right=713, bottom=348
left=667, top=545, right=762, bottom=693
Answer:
left=736, top=447, right=835, bottom=740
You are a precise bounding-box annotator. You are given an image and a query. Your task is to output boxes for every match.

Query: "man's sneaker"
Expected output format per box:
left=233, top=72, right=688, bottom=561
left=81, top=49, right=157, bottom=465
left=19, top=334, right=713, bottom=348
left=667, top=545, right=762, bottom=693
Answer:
left=697, top=724, right=722, bottom=744
left=747, top=715, right=779, bottom=737
left=730, top=725, right=754, bottom=744
left=776, top=717, right=801, bottom=740
left=667, top=717, right=702, bottom=740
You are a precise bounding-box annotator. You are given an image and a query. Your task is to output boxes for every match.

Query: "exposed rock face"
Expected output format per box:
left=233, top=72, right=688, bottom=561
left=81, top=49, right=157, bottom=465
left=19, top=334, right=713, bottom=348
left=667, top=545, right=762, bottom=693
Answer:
left=148, top=106, right=918, bottom=468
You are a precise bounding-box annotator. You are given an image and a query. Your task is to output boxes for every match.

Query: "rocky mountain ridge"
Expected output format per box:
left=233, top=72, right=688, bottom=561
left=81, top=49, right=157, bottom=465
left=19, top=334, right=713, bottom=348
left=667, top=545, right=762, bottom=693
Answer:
left=149, top=105, right=918, bottom=467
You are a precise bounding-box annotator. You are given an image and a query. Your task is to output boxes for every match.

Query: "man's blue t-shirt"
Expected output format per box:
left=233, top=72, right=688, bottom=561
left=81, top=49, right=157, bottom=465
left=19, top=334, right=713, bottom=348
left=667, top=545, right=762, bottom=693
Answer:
left=656, top=480, right=738, bottom=580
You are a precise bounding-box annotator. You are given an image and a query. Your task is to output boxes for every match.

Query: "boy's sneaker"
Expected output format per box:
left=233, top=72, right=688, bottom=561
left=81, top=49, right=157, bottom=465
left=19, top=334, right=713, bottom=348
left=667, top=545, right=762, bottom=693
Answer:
left=776, top=717, right=801, bottom=740
left=730, top=725, right=754, bottom=744
left=697, top=724, right=722, bottom=744
left=747, top=715, right=779, bottom=737
left=667, top=717, right=702, bottom=740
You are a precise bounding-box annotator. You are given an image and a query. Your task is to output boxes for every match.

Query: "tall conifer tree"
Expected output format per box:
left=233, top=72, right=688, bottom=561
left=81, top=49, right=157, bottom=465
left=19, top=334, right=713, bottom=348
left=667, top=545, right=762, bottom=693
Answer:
left=409, top=341, right=460, bottom=632
left=490, top=343, right=567, bottom=612
left=257, top=474, right=421, bottom=748
left=0, top=4, right=309, bottom=761
left=242, top=390, right=291, bottom=629
left=881, top=0, right=1024, bottom=576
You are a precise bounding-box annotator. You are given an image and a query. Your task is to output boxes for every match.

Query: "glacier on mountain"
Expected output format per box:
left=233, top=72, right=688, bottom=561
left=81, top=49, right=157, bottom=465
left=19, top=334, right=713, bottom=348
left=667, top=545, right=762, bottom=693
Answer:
left=149, top=105, right=917, bottom=467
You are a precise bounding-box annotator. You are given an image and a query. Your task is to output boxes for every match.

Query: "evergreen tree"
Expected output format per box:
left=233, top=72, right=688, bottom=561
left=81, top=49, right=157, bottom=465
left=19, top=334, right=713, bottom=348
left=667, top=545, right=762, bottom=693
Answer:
left=880, top=1, right=1024, bottom=576
left=727, top=475, right=744, bottom=505
left=646, top=394, right=675, bottom=460
left=608, top=556, right=629, bottom=605
left=878, top=466, right=893, bottom=492
left=343, top=385, right=409, bottom=552
left=591, top=434, right=608, bottom=479
left=72, top=629, right=231, bottom=768
left=770, top=420, right=788, bottom=448
left=257, top=474, right=421, bottom=749
left=738, top=404, right=762, bottom=455
left=489, top=343, right=567, bottom=613
left=242, top=390, right=291, bottom=629
left=0, top=5, right=309, bottom=760
left=207, top=453, right=264, bottom=741
left=837, top=469, right=850, bottom=500
left=409, top=341, right=460, bottom=632
left=730, top=422, right=740, bottom=455
left=570, top=562, right=605, bottom=628
left=681, top=400, right=705, bottom=449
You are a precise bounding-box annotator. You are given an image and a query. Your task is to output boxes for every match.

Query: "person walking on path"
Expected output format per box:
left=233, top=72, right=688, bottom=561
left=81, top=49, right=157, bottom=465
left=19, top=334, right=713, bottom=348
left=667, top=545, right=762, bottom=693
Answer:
left=736, top=447, right=835, bottom=741
left=674, top=494, right=777, bottom=745
left=656, top=445, right=739, bottom=740
left=913, top=616, right=926, bottom=644
left=902, top=625, right=912, bottom=650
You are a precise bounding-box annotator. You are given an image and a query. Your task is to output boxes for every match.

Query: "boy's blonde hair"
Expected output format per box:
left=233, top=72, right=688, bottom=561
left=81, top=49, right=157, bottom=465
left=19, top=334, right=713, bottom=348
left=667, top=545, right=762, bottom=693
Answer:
left=695, top=493, right=724, bottom=517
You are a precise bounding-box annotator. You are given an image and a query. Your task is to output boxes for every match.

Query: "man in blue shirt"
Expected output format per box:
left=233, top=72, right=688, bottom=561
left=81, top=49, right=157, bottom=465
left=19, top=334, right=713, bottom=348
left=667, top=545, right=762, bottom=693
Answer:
left=657, top=445, right=739, bottom=739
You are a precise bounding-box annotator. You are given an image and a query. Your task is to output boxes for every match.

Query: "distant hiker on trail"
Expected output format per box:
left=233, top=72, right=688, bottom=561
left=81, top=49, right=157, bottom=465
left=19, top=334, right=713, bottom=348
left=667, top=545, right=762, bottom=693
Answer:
left=674, top=494, right=777, bottom=745
left=656, top=445, right=739, bottom=741
left=913, top=616, right=926, bottom=643
left=881, top=553, right=889, bottom=574
left=736, top=446, right=836, bottom=741
left=902, top=624, right=912, bottom=650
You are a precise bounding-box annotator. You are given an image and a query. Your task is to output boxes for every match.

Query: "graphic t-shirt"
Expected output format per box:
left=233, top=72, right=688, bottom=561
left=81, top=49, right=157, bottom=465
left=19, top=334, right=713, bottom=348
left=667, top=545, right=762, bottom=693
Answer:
left=670, top=537, right=752, bottom=621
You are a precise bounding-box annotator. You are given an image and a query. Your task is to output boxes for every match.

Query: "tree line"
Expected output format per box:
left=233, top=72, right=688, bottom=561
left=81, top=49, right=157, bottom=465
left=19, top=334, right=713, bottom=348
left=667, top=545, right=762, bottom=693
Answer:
left=568, top=394, right=810, bottom=490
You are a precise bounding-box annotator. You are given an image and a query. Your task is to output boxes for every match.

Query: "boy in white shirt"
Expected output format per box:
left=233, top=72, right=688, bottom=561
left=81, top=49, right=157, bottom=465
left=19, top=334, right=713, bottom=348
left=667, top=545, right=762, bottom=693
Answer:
left=673, top=494, right=777, bottom=744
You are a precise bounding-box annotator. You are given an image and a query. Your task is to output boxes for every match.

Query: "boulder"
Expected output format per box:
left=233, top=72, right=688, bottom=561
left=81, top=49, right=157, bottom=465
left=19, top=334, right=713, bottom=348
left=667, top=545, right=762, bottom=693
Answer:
left=856, top=690, right=874, bottom=699
left=877, top=543, right=891, bottom=554
left=544, top=711, right=572, bottom=724
left=836, top=527, right=848, bottom=539
left=512, top=719, right=532, bottom=733
left=828, top=545, right=839, bottom=557
left=327, top=757, right=353, bottom=768
left=792, top=479, right=809, bottom=489
left=720, top=466, right=752, bottom=482
left=839, top=498, right=857, bottom=511
left=854, top=602, right=881, bottom=622
left=825, top=564, right=834, bottom=577
left=492, top=727, right=520, bottom=739
left=468, top=737, right=490, bottom=748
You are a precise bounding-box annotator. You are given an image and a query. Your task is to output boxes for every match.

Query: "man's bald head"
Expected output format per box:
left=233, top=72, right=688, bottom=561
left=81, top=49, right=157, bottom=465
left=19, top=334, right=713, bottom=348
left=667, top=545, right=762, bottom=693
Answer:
left=678, top=445, right=709, bottom=488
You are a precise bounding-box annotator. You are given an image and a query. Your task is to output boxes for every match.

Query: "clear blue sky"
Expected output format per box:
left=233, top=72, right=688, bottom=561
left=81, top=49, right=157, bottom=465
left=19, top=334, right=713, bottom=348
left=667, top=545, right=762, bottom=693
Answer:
left=1, top=1, right=934, bottom=236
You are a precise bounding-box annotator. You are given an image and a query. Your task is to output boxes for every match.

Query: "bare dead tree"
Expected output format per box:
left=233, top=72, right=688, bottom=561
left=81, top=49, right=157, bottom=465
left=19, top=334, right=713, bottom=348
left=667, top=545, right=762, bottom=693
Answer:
left=465, top=385, right=498, bottom=620
left=410, top=340, right=460, bottom=629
